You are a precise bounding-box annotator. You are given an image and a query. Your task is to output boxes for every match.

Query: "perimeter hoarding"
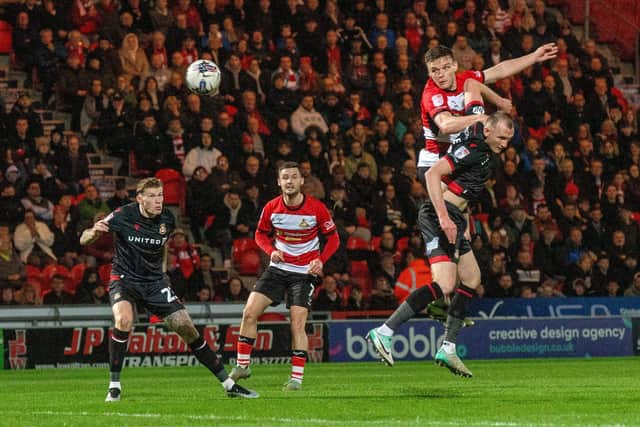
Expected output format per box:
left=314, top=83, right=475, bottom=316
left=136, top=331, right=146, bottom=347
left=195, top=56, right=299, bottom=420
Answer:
left=328, top=317, right=634, bottom=362
left=468, top=297, right=640, bottom=318
left=3, top=323, right=328, bottom=369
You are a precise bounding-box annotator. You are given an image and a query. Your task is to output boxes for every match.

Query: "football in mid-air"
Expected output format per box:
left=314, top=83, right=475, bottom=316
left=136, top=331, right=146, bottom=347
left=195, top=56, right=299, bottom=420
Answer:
left=185, top=59, right=221, bottom=95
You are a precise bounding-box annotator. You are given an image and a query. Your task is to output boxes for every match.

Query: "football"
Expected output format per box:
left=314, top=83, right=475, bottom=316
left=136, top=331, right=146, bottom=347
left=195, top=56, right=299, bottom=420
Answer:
left=185, top=59, right=221, bottom=95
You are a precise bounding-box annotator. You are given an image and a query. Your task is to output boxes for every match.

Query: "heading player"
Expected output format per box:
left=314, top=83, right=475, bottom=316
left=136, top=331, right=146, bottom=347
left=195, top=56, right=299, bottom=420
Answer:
left=418, top=42, right=557, bottom=175
left=229, top=161, right=339, bottom=390
left=80, top=178, right=258, bottom=400
left=369, top=85, right=515, bottom=377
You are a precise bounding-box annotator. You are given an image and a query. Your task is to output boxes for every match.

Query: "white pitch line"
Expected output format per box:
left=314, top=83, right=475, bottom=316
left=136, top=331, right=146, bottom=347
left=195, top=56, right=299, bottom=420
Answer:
left=6, top=410, right=630, bottom=427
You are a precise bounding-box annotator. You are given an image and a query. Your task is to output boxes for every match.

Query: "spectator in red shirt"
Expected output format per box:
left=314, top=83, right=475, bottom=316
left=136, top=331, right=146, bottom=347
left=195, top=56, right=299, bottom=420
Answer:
left=173, top=0, right=202, bottom=34
left=168, top=228, right=200, bottom=279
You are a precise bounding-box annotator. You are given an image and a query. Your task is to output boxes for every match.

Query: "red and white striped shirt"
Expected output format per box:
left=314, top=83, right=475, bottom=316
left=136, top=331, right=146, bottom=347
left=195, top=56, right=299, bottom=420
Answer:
left=256, top=195, right=337, bottom=274
left=419, top=70, right=485, bottom=168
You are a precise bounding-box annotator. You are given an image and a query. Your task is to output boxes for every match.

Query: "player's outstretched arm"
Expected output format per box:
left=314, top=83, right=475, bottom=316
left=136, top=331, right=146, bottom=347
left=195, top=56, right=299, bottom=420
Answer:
left=434, top=111, right=488, bottom=135
left=483, top=42, right=558, bottom=84
left=80, top=220, right=110, bottom=246
left=425, top=158, right=457, bottom=244
left=475, top=82, right=513, bottom=113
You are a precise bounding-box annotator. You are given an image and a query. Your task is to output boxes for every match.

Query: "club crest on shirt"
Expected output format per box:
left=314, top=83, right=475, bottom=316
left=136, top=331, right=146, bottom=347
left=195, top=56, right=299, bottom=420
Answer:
left=159, top=223, right=167, bottom=235
left=299, top=218, right=310, bottom=228
left=454, top=146, right=470, bottom=159
left=432, top=94, right=444, bottom=107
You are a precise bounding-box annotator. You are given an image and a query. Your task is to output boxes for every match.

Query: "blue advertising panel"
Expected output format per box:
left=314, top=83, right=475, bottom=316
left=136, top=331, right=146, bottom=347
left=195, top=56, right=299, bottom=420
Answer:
left=328, top=317, right=633, bottom=362
left=468, top=297, right=640, bottom=319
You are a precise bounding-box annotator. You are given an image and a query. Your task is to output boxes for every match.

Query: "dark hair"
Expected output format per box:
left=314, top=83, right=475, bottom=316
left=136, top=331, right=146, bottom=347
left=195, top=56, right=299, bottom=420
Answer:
left=423, top=45, right=454, bottom=66
left=278, top=161, right=300, bottom=175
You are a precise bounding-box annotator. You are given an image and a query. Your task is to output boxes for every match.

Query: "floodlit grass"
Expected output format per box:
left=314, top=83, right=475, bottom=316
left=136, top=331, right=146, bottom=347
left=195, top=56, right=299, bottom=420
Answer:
left=0, top=358, right=638, bottom=426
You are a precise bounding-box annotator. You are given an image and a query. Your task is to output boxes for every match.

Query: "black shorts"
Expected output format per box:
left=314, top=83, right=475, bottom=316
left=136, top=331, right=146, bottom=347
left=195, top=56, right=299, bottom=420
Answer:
left=253, top=266, right=318, bottom=309
left=418, top=201, right=471, bottom=264
left=109, top=276, right=184, bottom=319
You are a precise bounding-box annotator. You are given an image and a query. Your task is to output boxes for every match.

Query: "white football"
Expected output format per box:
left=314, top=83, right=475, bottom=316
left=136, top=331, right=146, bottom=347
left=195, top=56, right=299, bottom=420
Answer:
left=185, top=59, right=221, bottom=95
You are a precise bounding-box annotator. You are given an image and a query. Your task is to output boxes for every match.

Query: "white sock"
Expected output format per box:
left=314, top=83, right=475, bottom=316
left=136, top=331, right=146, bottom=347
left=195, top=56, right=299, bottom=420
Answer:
left=109, top=381, right=121, bottom=390
left=442, top=340, right=456, bottom=354
left=377, top=324, right=394, bottom=336
left=222, top=378, right=235, bottom=391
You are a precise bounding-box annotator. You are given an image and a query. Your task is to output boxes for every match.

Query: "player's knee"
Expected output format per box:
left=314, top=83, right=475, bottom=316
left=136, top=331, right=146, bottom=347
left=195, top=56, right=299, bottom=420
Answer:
left=242, top=306, right=260, bottom=324
left=177, top=325, right=199, bottom=344
left=290, top=318, right=306, bottom=335
left=436, top=278, right=456, bottom=295
left=115, top=316, right=133, bottom=331
left=459, top=271, right=481, bottom=289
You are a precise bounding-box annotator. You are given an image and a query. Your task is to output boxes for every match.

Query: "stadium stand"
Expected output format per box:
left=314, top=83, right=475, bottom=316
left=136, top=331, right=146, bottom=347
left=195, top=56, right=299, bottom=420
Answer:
left=0, top=0, right=639, bottom=309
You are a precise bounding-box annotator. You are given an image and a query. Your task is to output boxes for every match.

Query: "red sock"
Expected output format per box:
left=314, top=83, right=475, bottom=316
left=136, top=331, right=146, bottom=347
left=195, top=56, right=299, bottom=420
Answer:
left=290, top=350, right=307, bottom=383
left=236, top=336, right=255, bottom=368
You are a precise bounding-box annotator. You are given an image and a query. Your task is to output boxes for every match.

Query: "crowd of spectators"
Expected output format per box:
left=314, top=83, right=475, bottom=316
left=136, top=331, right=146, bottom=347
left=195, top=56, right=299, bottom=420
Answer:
left=1, top=0, right=640, bottom=309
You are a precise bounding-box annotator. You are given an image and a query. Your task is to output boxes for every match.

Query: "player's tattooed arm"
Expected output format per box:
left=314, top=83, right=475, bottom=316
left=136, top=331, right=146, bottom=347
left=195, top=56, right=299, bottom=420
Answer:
left=165, top=309, right=199, bottom=344
left=79, top=219, right=110, bottom=246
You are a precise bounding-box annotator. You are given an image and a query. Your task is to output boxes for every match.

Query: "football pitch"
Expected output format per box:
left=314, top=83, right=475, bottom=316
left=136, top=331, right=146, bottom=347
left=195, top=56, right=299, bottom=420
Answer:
left=0, top=358, right=638, bottom=427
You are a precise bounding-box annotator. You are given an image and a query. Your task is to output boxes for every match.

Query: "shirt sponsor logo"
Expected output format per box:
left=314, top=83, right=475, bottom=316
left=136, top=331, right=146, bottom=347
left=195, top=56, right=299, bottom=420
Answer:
left=454, top=146, right=470, bottom=159
left=127, top=236, right=163, bottom=245
left=432, top=94, right=444, bottom=107
left=299, top=218, right=310, bottom=228
left=447, top=93, right=465, bottom=111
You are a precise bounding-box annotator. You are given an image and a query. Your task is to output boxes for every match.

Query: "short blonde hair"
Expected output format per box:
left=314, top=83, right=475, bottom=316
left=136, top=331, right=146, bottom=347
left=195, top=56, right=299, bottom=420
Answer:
left=136, top=177, right=163, bottom=194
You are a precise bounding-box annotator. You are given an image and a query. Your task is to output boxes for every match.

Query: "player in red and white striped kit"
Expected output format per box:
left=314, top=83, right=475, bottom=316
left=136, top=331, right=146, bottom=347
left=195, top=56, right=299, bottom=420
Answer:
left=417, top=43, right=558, bottom=180
left=230, top=161, right=340, bottom=390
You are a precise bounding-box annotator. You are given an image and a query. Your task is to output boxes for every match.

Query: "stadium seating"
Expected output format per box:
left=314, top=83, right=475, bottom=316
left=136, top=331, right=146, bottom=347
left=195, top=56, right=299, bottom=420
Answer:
left=156, top=168, right=187, bottom=216
left=562, top=0, right=640, bottom=60
left=98, top=264, right=112, bottom=285
left=42, top=264, right=73, bottom=294
left=349, top=260, right=372, bottom=297
left=346, top=236, right=370, bottom=251
left=129, top=151, right=151, bottom=178
left=0, top=21, right=12, bottom=54
left=70, top=263, right=87, bottom=291
left=231, top=237, right=263, bottom=276
left=236, top=249, right=262, bottom=276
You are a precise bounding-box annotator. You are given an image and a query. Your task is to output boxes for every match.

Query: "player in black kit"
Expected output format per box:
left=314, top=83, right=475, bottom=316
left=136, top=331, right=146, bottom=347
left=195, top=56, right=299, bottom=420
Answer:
left=369, top=82, right=514, bottom=378
left=80, top=178, right=258, bottom=401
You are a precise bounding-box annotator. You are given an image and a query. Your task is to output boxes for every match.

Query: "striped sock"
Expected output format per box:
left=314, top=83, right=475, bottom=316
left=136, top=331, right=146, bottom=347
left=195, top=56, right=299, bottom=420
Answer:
left=236, top=335, right=255, bottom=368
left=290, top=350, right=307, bottom=384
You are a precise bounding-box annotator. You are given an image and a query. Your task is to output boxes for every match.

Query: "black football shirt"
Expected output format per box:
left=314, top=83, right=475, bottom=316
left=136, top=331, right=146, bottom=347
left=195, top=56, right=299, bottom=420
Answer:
left=104, top=202, right=175, bottom=284
left=441, top=122, right=497, bottom=203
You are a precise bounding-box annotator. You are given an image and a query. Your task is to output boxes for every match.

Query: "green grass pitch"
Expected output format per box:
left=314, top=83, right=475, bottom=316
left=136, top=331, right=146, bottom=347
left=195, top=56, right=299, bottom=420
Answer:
left=0, top=358, right=638, bottom=427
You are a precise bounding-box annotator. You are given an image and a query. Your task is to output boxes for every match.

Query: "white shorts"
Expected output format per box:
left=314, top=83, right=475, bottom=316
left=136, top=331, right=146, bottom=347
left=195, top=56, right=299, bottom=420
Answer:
left=417, top=149, right=440, bottom=168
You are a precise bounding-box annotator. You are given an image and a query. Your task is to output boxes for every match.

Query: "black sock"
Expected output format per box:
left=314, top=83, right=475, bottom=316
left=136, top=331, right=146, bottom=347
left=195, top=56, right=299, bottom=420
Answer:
left=190, top=336, right=228, bottom=382
left=109, top=328, right=130, bottom=383
left=448, top=283, right=475, bottom=319
left=238, top=335, right=256, bottom=345
left=445, top=284, right=476, bottom=343
left=406, top=282, right=443, bottom=312
left=386, top=283, right=443, bottom=331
